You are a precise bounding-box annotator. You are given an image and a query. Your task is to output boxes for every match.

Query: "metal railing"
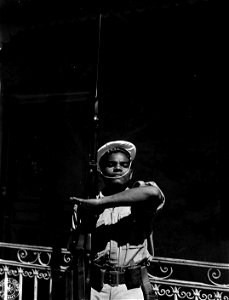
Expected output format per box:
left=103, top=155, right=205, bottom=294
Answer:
left=0, top=242, right=228, bottom=300
left=148, top=256, right=229, bottom=299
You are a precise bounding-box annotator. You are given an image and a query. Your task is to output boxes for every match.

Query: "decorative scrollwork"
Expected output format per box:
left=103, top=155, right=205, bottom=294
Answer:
left=37, top=252, right=51, bottom=266
left=208, top=268, right=229, bottom=288
left=157, top=285, right=175, bottom=297
left=0, top=266, right=19, bottom=277
left=33, top=269, right=51, bottom=280
left=206, top=292, right=215, bottom=300
left=148, top=264, right=173, bottom=280
left=17, top=249, right=51, bottom=266
left=159, top=265, right=173, bottom=279
left=223, top=294, right=229, bottom=300
left=8, top=269, right=18, bottom=277
left=63, top=253, right=72, bottom=265
left=180, top=289, right=192, bottom=299
left=154, top=285, right=229, bottom=300
left=17, top=249, right=36, bottom=264
left=22, top=269, right=34, bottom=278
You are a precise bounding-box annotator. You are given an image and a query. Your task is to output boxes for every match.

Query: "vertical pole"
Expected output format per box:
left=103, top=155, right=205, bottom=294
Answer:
left=0, top=62, right=3, bottom=178
left=95, top=13, right=102, bottom=102
left=0, top=46, right=7, bottom=244
left=0, top=45, right=10, bottom=244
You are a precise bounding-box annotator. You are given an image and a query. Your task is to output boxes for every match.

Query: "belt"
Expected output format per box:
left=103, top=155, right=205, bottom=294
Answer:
left=103, top=270, right=125, bottom=286
left=91, top=264, right=144, bottom=289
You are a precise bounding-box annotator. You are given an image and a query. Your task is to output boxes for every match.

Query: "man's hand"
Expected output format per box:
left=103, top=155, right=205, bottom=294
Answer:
left=70, top=197, right=100, bottom=211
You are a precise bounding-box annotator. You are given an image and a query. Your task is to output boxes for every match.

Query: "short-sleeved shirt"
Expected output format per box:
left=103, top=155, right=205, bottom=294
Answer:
left=91, top=181, right=165, bottom=268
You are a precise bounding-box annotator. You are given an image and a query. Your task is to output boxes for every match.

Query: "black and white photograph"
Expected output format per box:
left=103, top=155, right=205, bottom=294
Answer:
left=0, top=0, right=228, bottom=299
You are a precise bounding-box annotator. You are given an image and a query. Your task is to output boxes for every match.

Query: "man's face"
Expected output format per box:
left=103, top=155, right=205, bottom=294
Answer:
left=101, top=151, right=132, bottom=187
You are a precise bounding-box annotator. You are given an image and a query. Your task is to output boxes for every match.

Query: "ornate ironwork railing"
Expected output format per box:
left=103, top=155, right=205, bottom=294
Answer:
left=0, top=242, right=228, bottom=300
left=148, top=257, right=229, bottom=300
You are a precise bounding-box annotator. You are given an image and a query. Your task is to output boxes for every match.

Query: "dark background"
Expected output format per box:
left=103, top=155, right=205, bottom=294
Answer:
left=0, top=0, right=228, bottom=263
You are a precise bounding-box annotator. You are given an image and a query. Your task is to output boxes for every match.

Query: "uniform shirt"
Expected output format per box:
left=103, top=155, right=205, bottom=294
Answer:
left=91, top=181, right=165, bottom=268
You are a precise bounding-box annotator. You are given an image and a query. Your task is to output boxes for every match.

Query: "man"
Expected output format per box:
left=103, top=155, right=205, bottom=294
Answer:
left=70, top=140, right=165, bottom=300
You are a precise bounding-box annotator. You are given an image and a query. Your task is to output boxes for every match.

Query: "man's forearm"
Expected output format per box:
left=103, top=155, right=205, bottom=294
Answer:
left=98, top=186, right=163, bottom=209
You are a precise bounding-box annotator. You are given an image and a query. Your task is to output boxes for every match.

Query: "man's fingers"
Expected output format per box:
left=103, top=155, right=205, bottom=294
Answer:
left=70, top=197, right=79, bottom=202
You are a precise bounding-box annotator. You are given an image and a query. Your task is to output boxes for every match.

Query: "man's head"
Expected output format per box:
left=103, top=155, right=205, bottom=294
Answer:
left=97, top=140, right=136, bottom=190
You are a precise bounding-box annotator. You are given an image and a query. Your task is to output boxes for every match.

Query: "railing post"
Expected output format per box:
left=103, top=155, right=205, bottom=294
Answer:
left=33, top=269, right=38, bottom=300
left=3, top=266, right=8, bottom=300
left=18, top=267, right=23, bottom=300
left=49, top=274, right=53, bottom=300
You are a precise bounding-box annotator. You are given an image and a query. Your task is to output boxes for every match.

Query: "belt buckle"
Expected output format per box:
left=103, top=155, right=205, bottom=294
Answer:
left=109, top=270, right=119, bottom=286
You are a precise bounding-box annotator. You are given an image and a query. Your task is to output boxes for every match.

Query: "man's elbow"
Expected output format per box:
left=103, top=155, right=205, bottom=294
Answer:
left=147, top=186, right=165, bottom=209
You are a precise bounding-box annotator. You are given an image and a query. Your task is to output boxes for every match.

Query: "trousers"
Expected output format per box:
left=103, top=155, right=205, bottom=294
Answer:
left=91, top=284, right=144, bottom=300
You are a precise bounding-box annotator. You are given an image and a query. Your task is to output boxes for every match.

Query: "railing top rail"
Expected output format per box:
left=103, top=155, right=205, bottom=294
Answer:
left=153, top=256, right=229, bottom=269
left=0, top=242, right=69, bottom=253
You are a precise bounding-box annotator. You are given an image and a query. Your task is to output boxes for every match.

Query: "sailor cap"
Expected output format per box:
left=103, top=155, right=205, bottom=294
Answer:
left=97, top=140, right=136, bottom=172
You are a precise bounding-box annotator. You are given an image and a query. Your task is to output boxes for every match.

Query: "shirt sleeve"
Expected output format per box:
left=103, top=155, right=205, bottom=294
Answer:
left=132, top=180, right=165, bottom=214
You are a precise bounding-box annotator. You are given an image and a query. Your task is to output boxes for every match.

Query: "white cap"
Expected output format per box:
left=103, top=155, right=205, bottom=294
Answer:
left=97, top=140, right=136, bottom=172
